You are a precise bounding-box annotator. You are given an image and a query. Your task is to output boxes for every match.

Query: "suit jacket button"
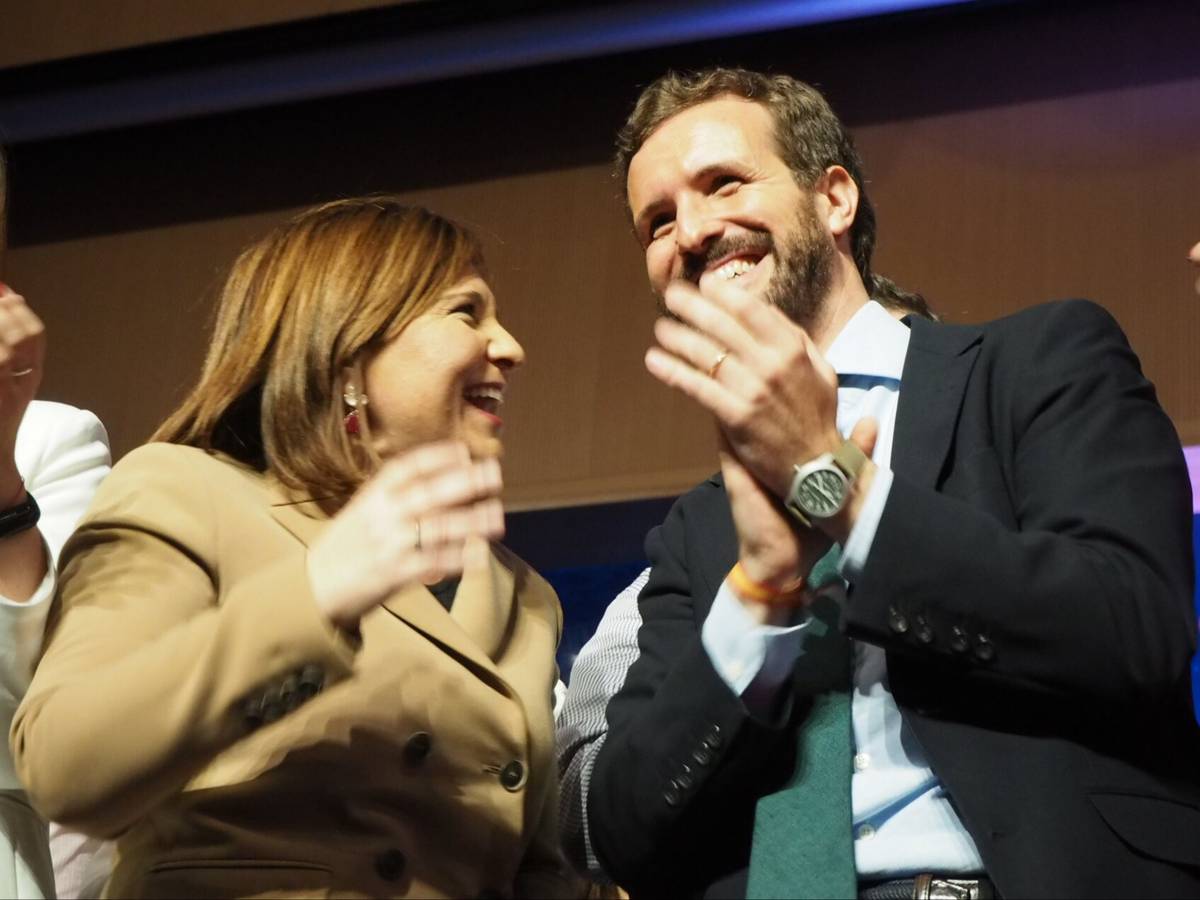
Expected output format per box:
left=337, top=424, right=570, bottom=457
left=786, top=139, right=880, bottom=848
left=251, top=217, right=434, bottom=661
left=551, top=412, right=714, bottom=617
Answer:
left=702, top=725, right=724, bottom=750
left=403, top=731, right=433, bottom=765
left=950, top=627, right=970, bottom=653
left=374, top=848, right=407, bottom=882
left=887, top=606, right=909, bottom=634
left=973, top=635, right=995, bottom=662
left=500, top=760, right=526, bottom=791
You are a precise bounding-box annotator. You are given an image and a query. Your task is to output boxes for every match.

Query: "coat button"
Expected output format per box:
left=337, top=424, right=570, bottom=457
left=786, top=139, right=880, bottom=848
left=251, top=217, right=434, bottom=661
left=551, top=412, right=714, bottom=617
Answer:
left=914, top=615, right=934, bottom=644
left=403, top=731, right=433, bottom=765
left=499, top=760, right=526, bottom=791
left=692, top=746, right=714, bottom=766
left=973, top=635, right=996, bottom=662
left=950, top=626, right=969, bottom=653
left=664, top=783, right=682, bottom=807
left=297, top=664, right=325, bottom=699
left=375, top=848, right=407, bottom=882
left=277, top=674, right=301, bottom=712
left=260, top=693, right=284, bottom=724
left=887, top=606, right=909, bottom=634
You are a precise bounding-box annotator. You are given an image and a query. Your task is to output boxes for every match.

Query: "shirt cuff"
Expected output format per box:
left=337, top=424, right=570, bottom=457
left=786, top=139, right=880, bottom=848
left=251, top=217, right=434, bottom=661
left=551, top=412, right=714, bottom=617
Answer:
left=701, top=581, right=811, bottom=696
left=840, top=465, right=894, bottom=582
left=0, top=539, right=55, bottom=610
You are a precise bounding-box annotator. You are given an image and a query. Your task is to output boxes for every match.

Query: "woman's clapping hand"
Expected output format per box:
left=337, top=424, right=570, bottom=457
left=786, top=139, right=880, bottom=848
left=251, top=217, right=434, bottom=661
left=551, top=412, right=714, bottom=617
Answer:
left=307, top=441, right=504, bottom=630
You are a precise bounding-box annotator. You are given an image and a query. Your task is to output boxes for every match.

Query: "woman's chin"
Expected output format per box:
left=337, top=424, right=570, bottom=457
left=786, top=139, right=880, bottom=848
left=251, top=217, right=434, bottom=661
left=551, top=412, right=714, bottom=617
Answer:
left=465, top=434, right=505, bottom=461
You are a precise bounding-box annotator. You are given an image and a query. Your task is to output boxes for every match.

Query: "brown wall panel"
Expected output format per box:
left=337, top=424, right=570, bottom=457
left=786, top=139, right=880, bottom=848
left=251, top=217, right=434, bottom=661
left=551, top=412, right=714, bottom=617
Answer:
left=860, top=76, right=1200, bottom=439
left=4, top=3, right=1199, bottom=509
left=4, top=165, right=720, bottom=510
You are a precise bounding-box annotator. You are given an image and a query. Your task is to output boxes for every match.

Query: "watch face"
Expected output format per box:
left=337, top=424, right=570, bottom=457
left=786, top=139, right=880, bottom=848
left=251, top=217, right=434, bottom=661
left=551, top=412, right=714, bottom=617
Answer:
left=798, top=469, right=847, bottom=517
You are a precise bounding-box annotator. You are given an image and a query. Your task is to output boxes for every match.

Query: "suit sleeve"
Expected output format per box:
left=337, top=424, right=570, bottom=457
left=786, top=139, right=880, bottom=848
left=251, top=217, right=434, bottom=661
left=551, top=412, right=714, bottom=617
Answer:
left=847, top=300, right=1196, bottom=705
left=586, top=487, right=797, bottom=895
left=10, top=445, right=359, bottom=837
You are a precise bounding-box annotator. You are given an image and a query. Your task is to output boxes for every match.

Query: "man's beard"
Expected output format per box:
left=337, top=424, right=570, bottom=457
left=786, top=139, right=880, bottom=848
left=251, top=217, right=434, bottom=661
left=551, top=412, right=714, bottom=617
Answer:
left=676, top=197, right=836, bottom=330
left=765, top=198, right=836, bottom=330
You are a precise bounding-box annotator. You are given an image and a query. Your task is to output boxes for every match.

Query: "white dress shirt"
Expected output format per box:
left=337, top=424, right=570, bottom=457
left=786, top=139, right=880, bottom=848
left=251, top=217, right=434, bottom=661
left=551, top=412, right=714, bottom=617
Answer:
left=701, top=301, right=985, bottom=877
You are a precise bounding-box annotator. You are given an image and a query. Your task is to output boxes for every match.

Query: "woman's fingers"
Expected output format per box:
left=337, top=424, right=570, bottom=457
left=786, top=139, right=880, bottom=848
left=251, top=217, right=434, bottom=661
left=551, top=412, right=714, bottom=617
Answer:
left=309, top=441, right=507, bottom=628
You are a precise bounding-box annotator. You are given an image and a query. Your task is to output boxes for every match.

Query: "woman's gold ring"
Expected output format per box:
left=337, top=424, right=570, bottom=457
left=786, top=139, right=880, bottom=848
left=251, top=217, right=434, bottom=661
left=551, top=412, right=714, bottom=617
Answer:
left=707, top=350, right=729, bottom=380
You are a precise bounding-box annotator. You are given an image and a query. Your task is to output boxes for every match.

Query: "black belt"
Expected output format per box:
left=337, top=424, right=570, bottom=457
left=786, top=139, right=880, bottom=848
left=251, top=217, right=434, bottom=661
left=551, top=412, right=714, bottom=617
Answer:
left=859, top=874, right=996, bottom=900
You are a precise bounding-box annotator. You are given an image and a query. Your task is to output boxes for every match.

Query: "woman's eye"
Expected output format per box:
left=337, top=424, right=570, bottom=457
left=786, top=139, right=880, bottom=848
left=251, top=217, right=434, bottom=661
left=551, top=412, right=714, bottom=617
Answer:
left=452, top=303, right=479, bottom=321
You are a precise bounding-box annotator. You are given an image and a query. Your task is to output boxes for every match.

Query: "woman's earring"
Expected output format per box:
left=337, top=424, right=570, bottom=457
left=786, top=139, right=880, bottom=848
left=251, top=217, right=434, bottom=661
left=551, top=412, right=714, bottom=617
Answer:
left=343, top=385, right=368, bottom=435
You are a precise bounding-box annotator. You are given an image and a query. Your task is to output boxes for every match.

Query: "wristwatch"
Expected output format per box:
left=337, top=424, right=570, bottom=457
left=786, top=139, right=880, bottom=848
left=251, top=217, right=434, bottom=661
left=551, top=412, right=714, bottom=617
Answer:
left=785, top=440, right=868, bottom=528
left=0, top=491, right=40, bottom=539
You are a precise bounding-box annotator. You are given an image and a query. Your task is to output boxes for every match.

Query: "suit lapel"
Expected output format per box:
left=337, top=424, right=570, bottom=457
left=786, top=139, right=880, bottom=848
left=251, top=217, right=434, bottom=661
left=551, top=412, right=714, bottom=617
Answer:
left=893, top=317, right=984, bottom=488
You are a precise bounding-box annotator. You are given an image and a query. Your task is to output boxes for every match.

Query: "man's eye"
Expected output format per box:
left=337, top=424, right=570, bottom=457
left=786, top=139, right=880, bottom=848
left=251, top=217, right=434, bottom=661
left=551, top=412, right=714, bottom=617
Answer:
left=713, top=176, right=741, bottom=195
left=648, top=214, right=674, bottom=241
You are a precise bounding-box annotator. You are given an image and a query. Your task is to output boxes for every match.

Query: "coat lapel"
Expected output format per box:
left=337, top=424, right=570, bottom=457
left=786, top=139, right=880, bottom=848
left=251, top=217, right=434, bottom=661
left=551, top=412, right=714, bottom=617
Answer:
left=450, top=538, right=517, bottom=661
left=269, top=499, right=512, bottom=693
left=892, top=317, right=984, bottom=488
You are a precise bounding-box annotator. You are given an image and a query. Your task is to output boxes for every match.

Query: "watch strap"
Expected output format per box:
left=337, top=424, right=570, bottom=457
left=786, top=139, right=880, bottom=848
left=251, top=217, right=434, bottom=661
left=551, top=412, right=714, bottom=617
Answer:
left=832, top=439, right=868, bottom=480
left=0, top=491, right=40, bottom=539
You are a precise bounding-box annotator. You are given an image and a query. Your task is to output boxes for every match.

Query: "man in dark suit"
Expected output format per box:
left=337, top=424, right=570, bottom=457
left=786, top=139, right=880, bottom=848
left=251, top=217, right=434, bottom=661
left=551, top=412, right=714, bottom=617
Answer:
left=585, top=67, right=1200, bottom=899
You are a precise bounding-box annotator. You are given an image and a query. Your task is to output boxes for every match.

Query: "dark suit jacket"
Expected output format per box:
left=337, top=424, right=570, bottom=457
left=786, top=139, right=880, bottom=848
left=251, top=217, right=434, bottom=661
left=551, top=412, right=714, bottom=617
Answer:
left=589, top=300, right=1200, bottom=899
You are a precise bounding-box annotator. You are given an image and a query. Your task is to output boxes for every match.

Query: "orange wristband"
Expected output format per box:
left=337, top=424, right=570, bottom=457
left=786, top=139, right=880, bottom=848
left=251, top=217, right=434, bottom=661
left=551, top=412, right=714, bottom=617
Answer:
left=728, top=562, right=806, bottom=607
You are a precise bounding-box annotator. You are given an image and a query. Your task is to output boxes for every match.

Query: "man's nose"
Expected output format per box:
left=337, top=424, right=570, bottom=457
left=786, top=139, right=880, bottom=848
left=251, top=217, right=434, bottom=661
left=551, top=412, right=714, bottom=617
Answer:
left=674, top=195, right=721, bottom=256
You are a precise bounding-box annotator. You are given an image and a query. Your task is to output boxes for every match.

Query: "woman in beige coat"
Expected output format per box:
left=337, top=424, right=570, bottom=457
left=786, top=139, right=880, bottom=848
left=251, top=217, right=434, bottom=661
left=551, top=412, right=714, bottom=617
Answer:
left=11, top=198, right=574, bottom=899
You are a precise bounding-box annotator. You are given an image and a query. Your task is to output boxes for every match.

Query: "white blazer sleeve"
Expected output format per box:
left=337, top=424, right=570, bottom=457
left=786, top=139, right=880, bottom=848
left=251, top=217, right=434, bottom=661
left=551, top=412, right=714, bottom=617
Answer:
left=0, top=402, right=111, bottom=695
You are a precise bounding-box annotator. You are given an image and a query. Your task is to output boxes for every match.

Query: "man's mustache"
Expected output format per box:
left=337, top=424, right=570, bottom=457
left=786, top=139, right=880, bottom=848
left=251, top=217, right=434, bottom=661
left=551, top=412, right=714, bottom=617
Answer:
left=680, top=232, right=774, bottom=284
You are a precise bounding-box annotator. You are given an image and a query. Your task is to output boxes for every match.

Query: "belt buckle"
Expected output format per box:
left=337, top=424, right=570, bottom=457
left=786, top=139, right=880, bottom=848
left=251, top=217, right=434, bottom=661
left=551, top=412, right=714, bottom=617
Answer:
left=913, top=874, right=988, bottom=900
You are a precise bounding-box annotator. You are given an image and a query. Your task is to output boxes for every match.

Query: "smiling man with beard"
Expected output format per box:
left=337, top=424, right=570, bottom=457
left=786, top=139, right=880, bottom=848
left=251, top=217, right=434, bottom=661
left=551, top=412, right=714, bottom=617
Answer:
left=563, top=68, right=1200, bottom=899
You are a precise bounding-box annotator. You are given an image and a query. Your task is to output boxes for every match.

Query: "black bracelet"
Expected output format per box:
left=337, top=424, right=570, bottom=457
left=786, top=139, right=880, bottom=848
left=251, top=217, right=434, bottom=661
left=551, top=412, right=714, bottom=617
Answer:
left=0, top=492, right=40, bottom=539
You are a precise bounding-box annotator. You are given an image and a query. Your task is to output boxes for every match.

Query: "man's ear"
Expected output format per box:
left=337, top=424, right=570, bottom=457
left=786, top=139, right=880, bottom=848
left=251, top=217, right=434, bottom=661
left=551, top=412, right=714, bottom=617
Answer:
left=814, top=165, right=859, bottom=241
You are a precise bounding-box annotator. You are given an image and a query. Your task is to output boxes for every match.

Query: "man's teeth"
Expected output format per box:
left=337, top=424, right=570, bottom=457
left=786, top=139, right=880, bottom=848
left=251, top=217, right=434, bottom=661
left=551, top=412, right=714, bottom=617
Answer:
left=716, top=258, right=757, bottom=280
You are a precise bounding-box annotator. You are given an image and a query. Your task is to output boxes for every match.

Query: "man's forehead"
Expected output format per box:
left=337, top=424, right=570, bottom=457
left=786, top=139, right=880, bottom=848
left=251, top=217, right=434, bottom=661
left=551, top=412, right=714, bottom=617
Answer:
left=627, top=97, right=776, bottom=207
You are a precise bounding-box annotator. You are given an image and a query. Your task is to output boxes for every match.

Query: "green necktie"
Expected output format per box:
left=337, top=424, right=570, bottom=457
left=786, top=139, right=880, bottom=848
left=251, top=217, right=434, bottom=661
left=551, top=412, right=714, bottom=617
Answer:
left=746, top=545, right=855, bottom=900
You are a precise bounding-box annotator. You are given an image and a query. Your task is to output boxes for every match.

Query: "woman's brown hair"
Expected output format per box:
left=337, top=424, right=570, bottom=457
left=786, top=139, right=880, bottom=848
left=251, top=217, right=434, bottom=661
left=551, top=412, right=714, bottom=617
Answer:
left=153, top=196, right=483, bottom=500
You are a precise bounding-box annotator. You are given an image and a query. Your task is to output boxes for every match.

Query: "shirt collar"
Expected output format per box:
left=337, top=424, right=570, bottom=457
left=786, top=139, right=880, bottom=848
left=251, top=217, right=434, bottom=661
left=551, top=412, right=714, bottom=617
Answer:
left=824, top=300, right=910, bottom=382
